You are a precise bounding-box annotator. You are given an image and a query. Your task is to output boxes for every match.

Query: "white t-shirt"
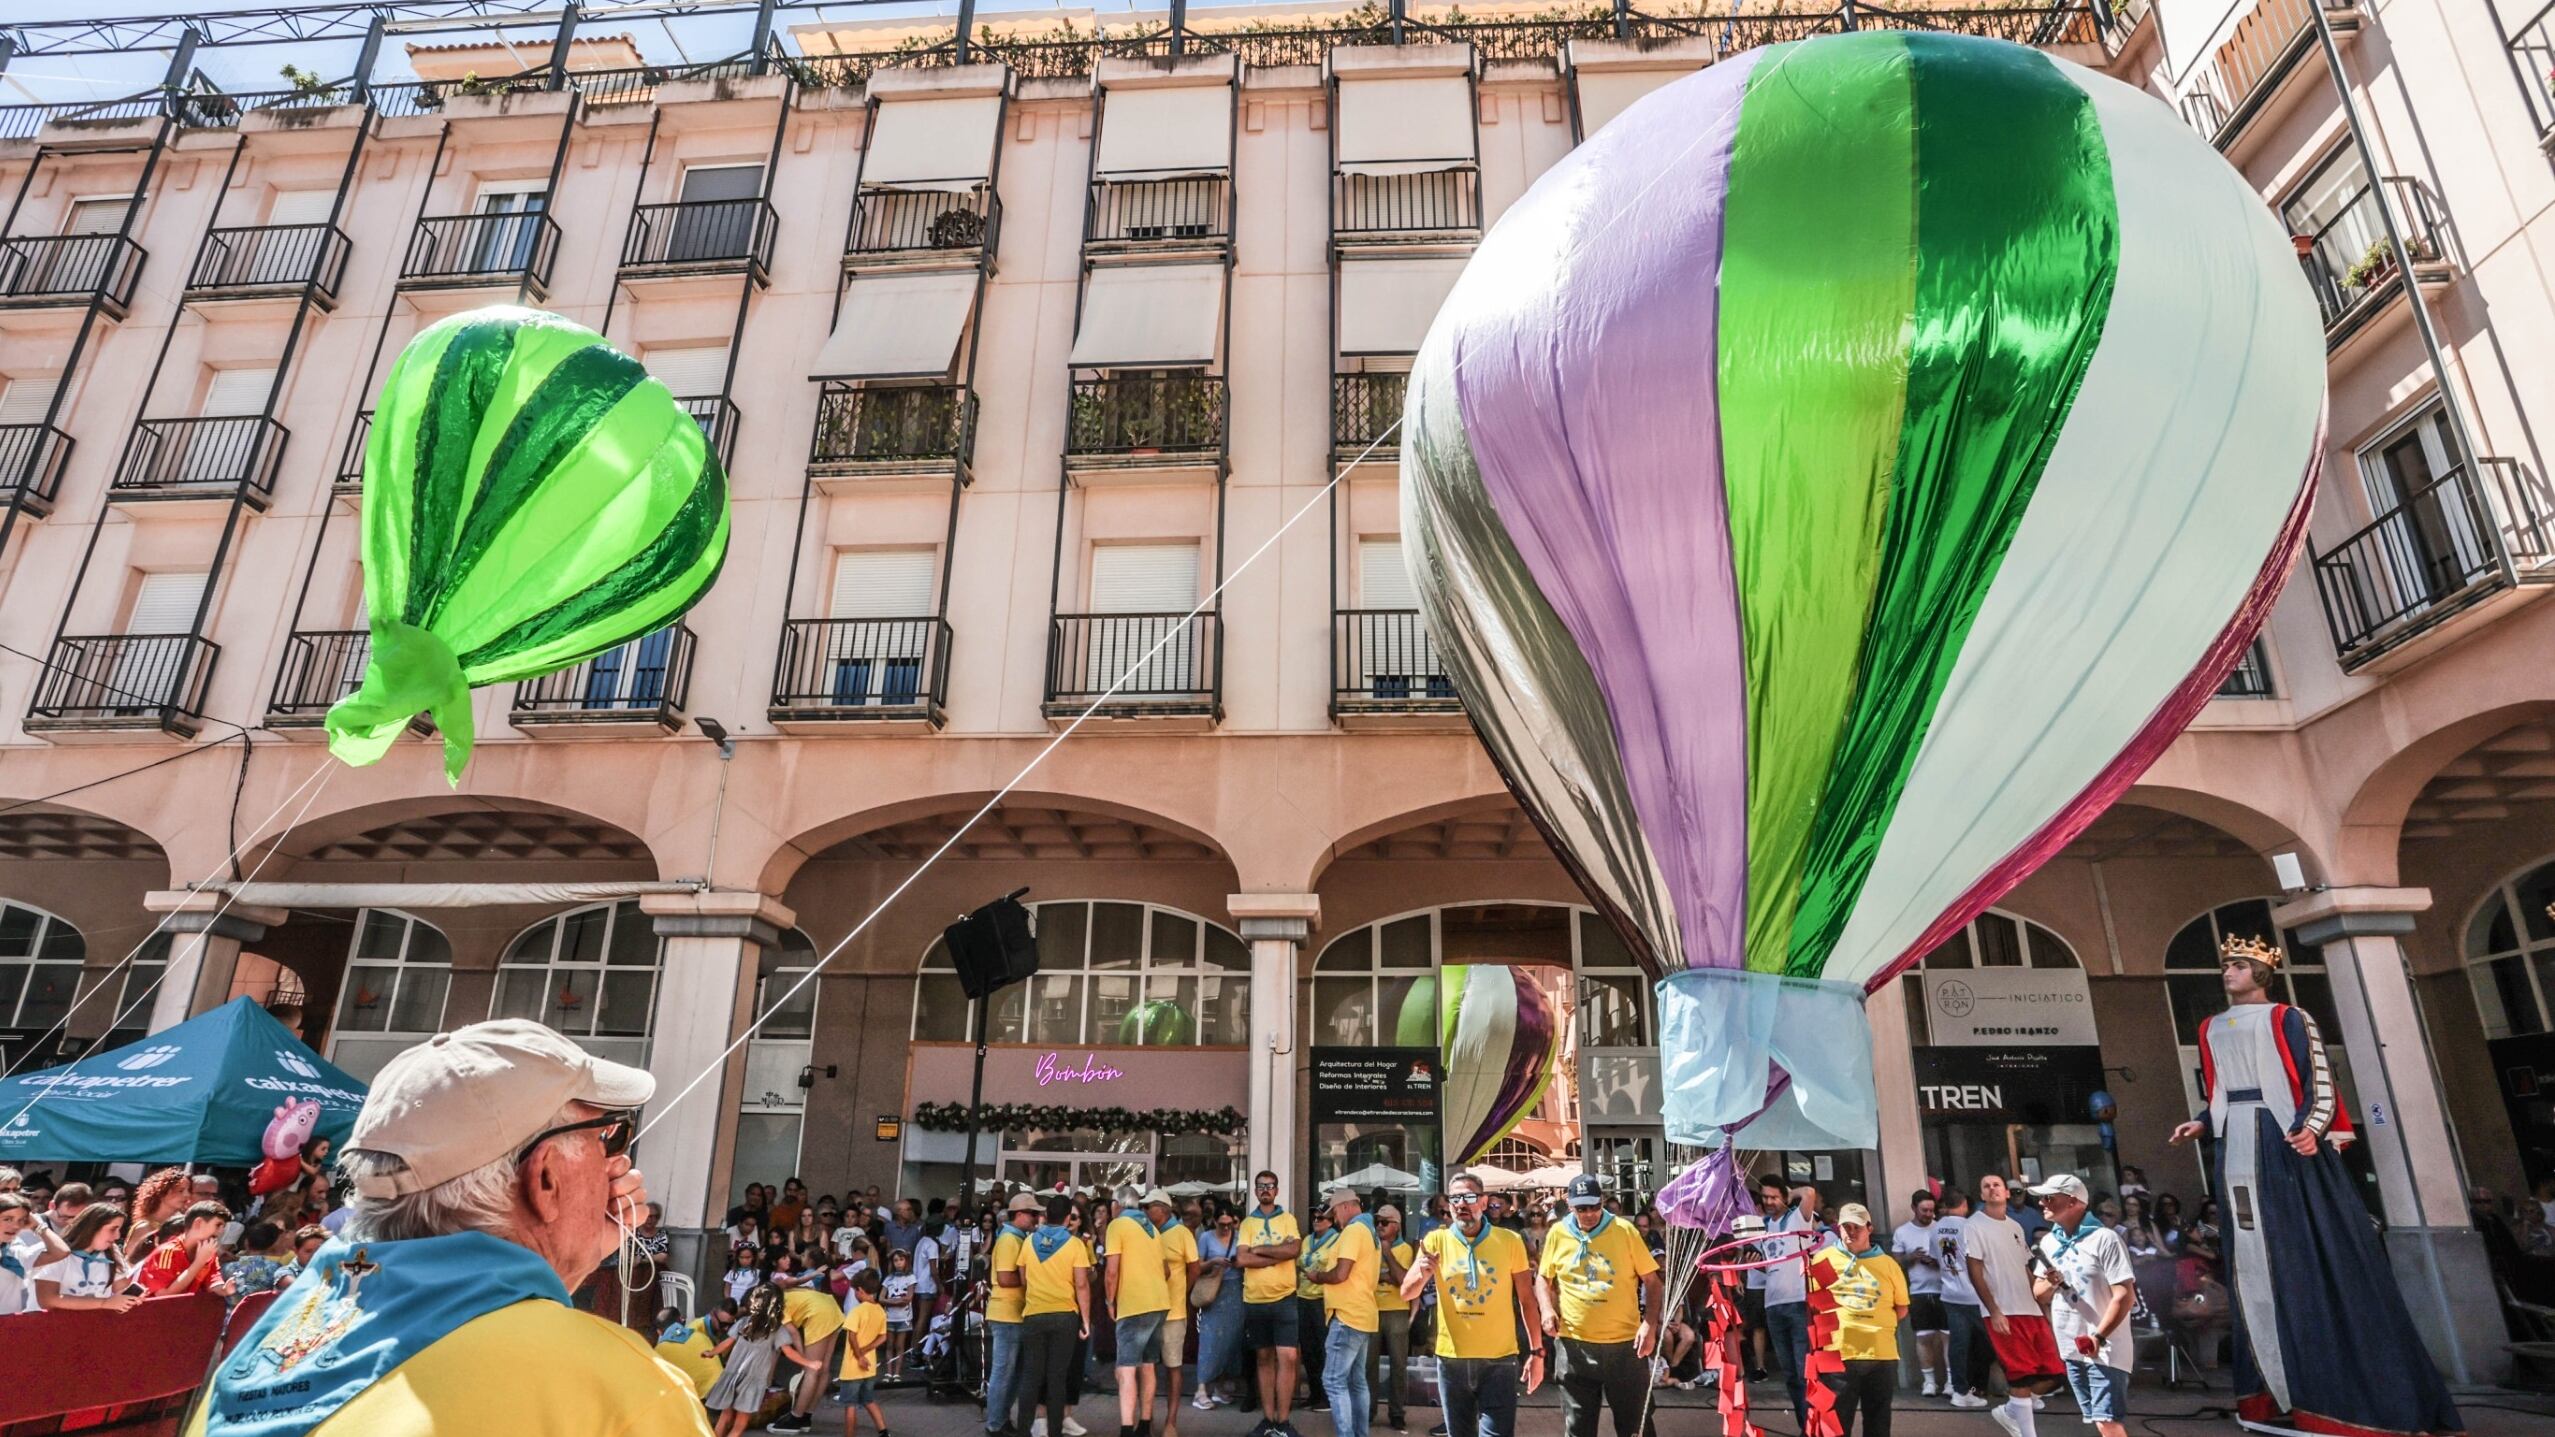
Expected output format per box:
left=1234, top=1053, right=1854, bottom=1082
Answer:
left=32, top=1249, right=118, bottom=1300
left=914, top=1233, right=944, bottom=1294
left=883, top=1273, right=918, bottom=1321
left=723, top=1267, right=760, bottom=1303
left=0, top=1229, right=44, bottom=1313
left=1931, top=1214, right=1977, bottom=1305
left=833, top=1225, right=866, bottom=1260
left=1959, top=1211, right=2038, bottom=1317
left=1759, top=1208, right=1828, bottom=1307
left=1891, top=1220, right=1942, bottom=1296
left=2037, top=1222, right=2135, bottom=1372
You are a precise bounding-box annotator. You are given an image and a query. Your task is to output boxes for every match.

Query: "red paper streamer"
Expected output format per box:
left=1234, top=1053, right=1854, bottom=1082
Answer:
left=1802, top=1249, right=1845, bottom=1437
left=1703, top=1260, right=1763, bottom=1437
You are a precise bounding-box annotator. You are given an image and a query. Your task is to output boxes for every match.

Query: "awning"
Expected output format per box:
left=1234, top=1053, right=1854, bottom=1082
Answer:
left=863, top=93, right=1004, bottom=189
left=1337, top=256, right=1467, bottom=355
left=811, top=269, right=979, bottom=380
left=1095, top=82, right=1234, bottom=177
left=1069, top=263, right=1226, bottom=367
left=1574, top=66, right=1696, bottom=139
left=1336, top=74, right=1476, bottom=171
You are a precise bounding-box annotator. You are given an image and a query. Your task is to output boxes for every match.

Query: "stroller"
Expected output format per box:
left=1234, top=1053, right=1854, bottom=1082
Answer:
left=919, top=1272, right=987, bottom=1401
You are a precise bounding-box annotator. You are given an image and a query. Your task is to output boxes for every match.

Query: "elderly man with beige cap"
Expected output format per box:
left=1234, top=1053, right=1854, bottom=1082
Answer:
left=188, top=1020, right=709, bottom=1437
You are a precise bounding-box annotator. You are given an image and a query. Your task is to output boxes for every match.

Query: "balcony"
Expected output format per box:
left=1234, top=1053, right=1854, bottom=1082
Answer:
left=25, top=634, right=218, bottom=739
left=336, top=410, right=372, bottom=495
left=400, top=211, right=562, bottom=296
left=1064, top=374, right=1226, bottom=478
left=2503, top=1, right=2555, bottom=151
left=2309, top=458, right=2555, bottom=670
left=681, top=395, right=740, bottom=472
left=1043, top=612, right=1220, bottom=725
left=845, top=184, right=1000, bottom=264
left=513, top=625, right=695, bottom=735
left=2177, top=0, right=2360, bottom=151
left=1333, top=372, right=1408, bottom=462
left=0, top=233, right=145, bottom=318
left=2298, top=177, right=2449, bottom=350
left=267, top=629, right=372, bottom=729
left=808, top=383, right=976, bottom=485
left=1334, top=167, right=1481, bottom=244
left=0, top=422, right=71, bottom=519
left=2215, top=638, right=2276, bottom=699
left=768, top=617, right=951, bottom=730
left=1332, top=609, right=1464, bottom=726
left=619, top=197, right=775, bottom=284
left=1086, top=176, right=1230, bottom=253
left=185, top=223, right=351, bottom=308
left=113, top=416, right=285, bottom=508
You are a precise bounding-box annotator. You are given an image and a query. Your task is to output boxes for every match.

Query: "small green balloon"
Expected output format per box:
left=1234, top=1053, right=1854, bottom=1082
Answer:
left=1119, top=999, right=1194, bottom=1045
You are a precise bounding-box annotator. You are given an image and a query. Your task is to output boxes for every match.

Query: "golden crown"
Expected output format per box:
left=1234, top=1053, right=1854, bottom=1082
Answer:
left=2219, top=932, right=2284, bottom=969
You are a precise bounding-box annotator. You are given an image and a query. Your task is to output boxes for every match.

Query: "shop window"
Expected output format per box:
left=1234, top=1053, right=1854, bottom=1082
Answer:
left=0, top=901, right=87, bottom=1068
left=492, top=899, right=660, bottom=1067
left=2464, top=858, right=2555, bottom=1039
left=912, top=900, right=1248, bottom=1046
left=327, top=909, right=453, bottom=1083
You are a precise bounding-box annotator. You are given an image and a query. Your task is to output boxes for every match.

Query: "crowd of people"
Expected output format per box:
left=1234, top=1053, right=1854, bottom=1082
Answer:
left=0, top=1162, right=333, bottom=1316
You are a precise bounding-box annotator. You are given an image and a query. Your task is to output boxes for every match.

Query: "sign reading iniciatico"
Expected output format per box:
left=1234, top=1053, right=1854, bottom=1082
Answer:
left=1921, top=966, right=2097, bottom=1047
left=1310, top=1046, right=1443, bottom=1126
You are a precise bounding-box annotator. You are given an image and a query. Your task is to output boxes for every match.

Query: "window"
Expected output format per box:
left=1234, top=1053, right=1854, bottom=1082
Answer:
left=912, top=900, right=1248, bottom=1046
left=644, top=346, right=729, bottom=403
left=124, top=571, right=207, bottom=635
left=200, top=367, right=275, bottom=418
left=1896, top=910, right=2077, bottom=1047
left=0, top=901, right=86, bottom=1031
left=492, top=900, right=661, bottom=1065
left=2279, top=147, right=2385, bottom=321
left=2464, top=858, right=2555, bottom=1040
left=0, top=376, right=60, bottom=426
left=732, top=929, right=820, bottom=1208
left=1309, top=905, right=1649, bottom=1048
left=827, top=550, right=938, bottom=706
left=329, top=911, right=453, bottom=1080
left=265, top=190, right=336, bottom=227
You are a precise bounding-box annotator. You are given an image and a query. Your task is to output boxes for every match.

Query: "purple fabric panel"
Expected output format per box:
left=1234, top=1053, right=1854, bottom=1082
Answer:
left=1446, top=52, right=1760, bottom=972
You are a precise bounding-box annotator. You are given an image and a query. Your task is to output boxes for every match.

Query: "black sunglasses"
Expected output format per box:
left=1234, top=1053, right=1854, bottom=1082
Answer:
left=518, top=1111, right=637, bottom=1164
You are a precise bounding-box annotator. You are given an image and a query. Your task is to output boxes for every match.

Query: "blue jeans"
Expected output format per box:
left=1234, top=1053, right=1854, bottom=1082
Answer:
left=1944, top=1300, right=1991, bottom=1397
left=1766, top=1301, right=1812, bottom=1425
left=1437, top=1355, right=1520, bottom=1437
left=1324, top=1320, right=1371, bottom=1437
left=985, top=1319, right=1022, bottom=1433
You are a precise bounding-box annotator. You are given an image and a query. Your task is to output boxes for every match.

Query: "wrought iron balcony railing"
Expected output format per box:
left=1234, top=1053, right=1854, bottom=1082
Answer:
left=2215, top=638, right=2276, bottom=698
left=0, top=423, right=72, bottom=516
left=2504, top=1, right=2555, bottom=143
left=28, top=633, right=218, bottom=732
left=2309, top=458, right=2550, bottom=665
left=2297, top=176, right=2444, bottom=337
left=1066, top=374, right=1226, bottom=459
left=1333, top=372, right=1408, bottom=453
left=402, top=211, right=562, bottom=291
left=0, top=233, right=145, bottom=313
left=1087, top=175, right=1230, bottom=248
left=337, top=410, right=372, bottom=494
left=186, top=222, right=351, bottom=300
left=846, top=184, right=999, bottom=256
left=809, top=384, right=976, bottom=470
left=514, top=625, right=695, bottom=727
left=1045, top=612, right=1220, bottom=712
left=269, top=629, right=373, bottom=720
left=620, top=197, right=776, bottom=276
left=2175, top=0, right=2352, bottom=147
left=771, top=617, right=952, bottom=718
left=1334, top=167, right=1481, bottom=239
left=114, top=416, right=286, bottom=502
left=681, top=395, right=741, bottom=472
left=1333, top=609, right=1460, bottom=712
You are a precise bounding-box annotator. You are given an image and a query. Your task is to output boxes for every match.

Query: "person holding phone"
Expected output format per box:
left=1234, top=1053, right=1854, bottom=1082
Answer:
left=2025, top=1177, right=2133, bottom=1437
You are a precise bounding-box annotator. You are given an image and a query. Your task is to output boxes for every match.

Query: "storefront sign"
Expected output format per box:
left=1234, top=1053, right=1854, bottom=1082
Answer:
left=1034, top=1051, right=1126, bottom=1087
left=1921, top=967, right=2096, bottom=1047
left=875, top=1116, right=902, bottom=1141
left=1310, top=1046, right=1442, bottom=1125
left=1912, top=1046, right=2105, bottom=1123
left=905, top=1043, right=1249, bottom=1112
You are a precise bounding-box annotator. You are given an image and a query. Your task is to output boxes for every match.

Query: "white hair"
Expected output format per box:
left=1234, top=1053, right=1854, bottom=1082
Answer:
left=335, top=1103, right=580, bottom=1243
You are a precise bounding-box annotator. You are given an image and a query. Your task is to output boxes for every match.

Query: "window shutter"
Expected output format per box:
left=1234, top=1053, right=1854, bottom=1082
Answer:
left=645, top=346, right=729, bottom=400
left=201, top=367, right=275, bottom=417
left=0, top=376, right=59, bottom=425
left=830, top=550, right=937, bottom=619
left=677, top=165, right=764, bottom=204
left=1358, top=537, right=1417, bottom=611
left=266, top=189, right=337, bottom=227
left=127, top=572, right=208, bottom=634
left=1089, top=544, right=1199, bottom=613
left=62, top=198, right=131, bottom=236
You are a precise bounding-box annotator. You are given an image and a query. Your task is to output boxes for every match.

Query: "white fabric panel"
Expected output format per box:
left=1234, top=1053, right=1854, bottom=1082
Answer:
left=1359, top=537, right=1415, bottom=610
left=0, top=376, right=59, bottom=425
left=1574, top=68, right=1691, bottom=140
left=1338, top=257, right=1467, bottom=355
left=128, top=571, right=207, bottom=634
left=1091, top=543, right=1198, bottom=611
left=1825, top=62, right=2326, bottom=989
left=831, top=549, right=937, bottom=619
left=645, top=346, right=729, bottom=399
left=201, top=367, right=274, bottom=416
left=1336, top=75, right=1475, bottom=168
left=265, top=189, right=336, bottom=226
left=1068, top=264, right=1225, bottom=367
left=1094, top=84, right=1233, bottom=176
left=863, top=94, right=1003, bottom=187
left=810, top=270, right=977, bottom=380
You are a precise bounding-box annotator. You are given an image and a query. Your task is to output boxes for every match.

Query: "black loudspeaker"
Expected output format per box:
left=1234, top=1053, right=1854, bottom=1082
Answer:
left=945, top=890, right=1039, bottom=1000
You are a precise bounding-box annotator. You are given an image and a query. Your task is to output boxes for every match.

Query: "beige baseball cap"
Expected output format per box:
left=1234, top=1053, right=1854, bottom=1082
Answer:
left=347, top=1019, right=654, bottom=1199
left=1836, top=1203, right=1874, bottom=1229
left=1140, top=1188, right=1175, bottom=1209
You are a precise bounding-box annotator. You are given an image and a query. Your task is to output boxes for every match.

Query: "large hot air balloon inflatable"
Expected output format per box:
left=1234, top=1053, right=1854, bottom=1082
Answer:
left=327, top=306, right=731, bottom=782
left=1394, top=966, right=1562, bottom=1167
left=1400, top=32, right=2323, bottom=1216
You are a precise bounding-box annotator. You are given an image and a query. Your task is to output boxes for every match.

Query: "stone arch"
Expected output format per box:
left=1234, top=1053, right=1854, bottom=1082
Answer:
left=2332, top=699, right=2555, bottom=886
left=248, top=793, right=660, bottom=875
left=756, top=789, right=1233, bottom=898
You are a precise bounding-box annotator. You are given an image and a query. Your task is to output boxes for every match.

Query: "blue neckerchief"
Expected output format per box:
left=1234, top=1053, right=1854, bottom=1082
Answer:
left=1121, top=1212, right=1162, bottom=1240
left=1855, top=1244, right=1886, bottom=1261
left=1553, top=1211, right=1615, bottom=1279
left=2047, top=1215, right=2103, bottom=1261
left=0, top=1250, right=22, bottom=1281
left=1028, top=1224, right=1075, bottom=1262
left=1451, top=1220, right=1495, bottom=1292
left=1246, top=1205, right=1287, bottom=1244
left=660, top=1320, right=693, bottom=1343
left=202, top=1232, right=566, bottom=1437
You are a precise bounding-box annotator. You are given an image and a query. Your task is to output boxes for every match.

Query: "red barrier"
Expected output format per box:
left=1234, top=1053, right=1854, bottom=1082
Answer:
left=0, top=1289, right=278, bottom=1435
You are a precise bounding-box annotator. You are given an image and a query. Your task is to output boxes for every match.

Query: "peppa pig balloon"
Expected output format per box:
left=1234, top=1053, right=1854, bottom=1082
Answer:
left=249, top=1098, right=321, bottom=1197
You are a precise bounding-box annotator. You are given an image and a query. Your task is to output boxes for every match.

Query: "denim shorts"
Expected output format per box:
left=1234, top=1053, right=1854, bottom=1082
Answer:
left=1243, top=1299, right=1298, bottom=1351
left=839, top=1375, right=879, bottom=1404
left=1117, top=1311, right=1166, bottom=1366
left=2064, top=1360, right=2129, bottom=1422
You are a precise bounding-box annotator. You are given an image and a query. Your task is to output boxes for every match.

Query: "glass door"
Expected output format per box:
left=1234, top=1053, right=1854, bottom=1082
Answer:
left=2358, top=408, right=2474, bottom=613
left=472, top=182, right=548, bottom=272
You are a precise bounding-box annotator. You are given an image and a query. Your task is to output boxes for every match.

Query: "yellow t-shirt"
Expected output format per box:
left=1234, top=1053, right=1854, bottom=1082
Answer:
left=1239, top=1209, right=1302, bottom=1305
left=1537, top=1213, right=1661, bottom=1344
left=655, top=1316, right=724, bottom=1398
left=1022, top=1229, right=1092, bottom=1318
left=1376, top=1240, right=1414, bottom=1313
left=187, top=1298, right=713, bottom=1437
left=1107, top=1214, right=1172, bottom=1317
left=1320, top=1219, right=1381, bottom=1334
left=842, top=1299, right=891, bottom=1379
left=988, top=1227, right=1028, bottom=1324
left=1421, top=1225, right=1529, bottom=1359
left=1162, top=1221, right=1201, bottom=1321
left=1810, top=1248, right=1908, bottom=1363
left=782, top=1288, right=847, bottom=1345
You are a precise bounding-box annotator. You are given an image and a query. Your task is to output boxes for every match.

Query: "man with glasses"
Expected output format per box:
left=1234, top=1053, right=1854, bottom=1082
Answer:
left=1233, top=1170, right=1304, bottom=1437
left=188, top=1019, right=708, bottom=1436
left=1402, top=1172, right=1543, bottom=1437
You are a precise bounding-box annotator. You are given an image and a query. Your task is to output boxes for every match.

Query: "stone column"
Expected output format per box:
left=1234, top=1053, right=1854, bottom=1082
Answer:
left=1864, top=977, right=1927, bottom=1216
left=1232, top=892, right=1318, bottom=1210
left=140, top=891, right=288, bottom=1033
left=2271, top=885, right=2495, bottom=1385
left=639, top=889, right=795, bottom=1291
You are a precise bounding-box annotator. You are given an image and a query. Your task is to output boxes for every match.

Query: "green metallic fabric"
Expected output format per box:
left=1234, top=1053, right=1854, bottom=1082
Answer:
left=327, top=306, right=730, bottom=782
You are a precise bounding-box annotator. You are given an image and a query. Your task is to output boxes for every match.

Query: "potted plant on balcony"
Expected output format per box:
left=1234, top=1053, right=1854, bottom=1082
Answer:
left=2345, top=237, right=2396, bottom=292
left=928, top=207, right=986, bottom=249
left=279, top=64, right=338, bottom=100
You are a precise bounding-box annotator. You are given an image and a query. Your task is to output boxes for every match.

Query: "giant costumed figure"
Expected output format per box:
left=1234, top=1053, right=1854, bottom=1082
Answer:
left=2170, top=935, right=2461, bottom=1437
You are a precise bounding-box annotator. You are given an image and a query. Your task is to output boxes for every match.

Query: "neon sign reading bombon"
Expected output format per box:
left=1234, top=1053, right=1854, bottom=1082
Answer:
left=1034, top=1051, right=1126, bottom=1088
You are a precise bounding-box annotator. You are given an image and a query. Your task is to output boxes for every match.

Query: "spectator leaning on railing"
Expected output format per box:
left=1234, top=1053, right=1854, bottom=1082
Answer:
left=133, top=1201, right=235, bottom=1298
left=34, top=1203, right=138, bottom=1313
left=1, top=1191, right=70, bottom=1314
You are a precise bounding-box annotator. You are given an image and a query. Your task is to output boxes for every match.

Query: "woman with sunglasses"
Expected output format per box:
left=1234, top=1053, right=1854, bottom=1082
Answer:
left=1191, top=1208, right=1247, bottom=1411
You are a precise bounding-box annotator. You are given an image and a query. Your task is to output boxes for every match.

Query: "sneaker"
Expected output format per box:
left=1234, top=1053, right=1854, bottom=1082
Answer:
left=1211, top=1394, right=1234, bottom=1407
left=1193, top=1394, right=1218, bottom=1412
left=1950, top=1393, right=1990, bottom=1410
left=768, top=1420, right=813, bottom=1436
left=1923, top=1377, right=1941, bottom=1397
left=1391, top=1412, right=1408, bottom=1431
left=2030, top=1397, right=2047, bottom=1412
left=1430, top=1425, right=1450, bottom=1436
left=1989, top=1405, right=2021, bottom=1437
left=1065, top=1420, right=1091, bottom=1437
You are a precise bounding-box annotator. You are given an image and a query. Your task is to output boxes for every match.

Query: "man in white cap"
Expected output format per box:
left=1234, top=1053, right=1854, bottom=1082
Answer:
left=1107, top=1186, right=1178, bottom=1437
left=187, top=1019, right=706, bottom=1436
left=2024, top=1176, right=2133, bottom=1437
left=1308, top=1184, right=1381, bottom=1437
